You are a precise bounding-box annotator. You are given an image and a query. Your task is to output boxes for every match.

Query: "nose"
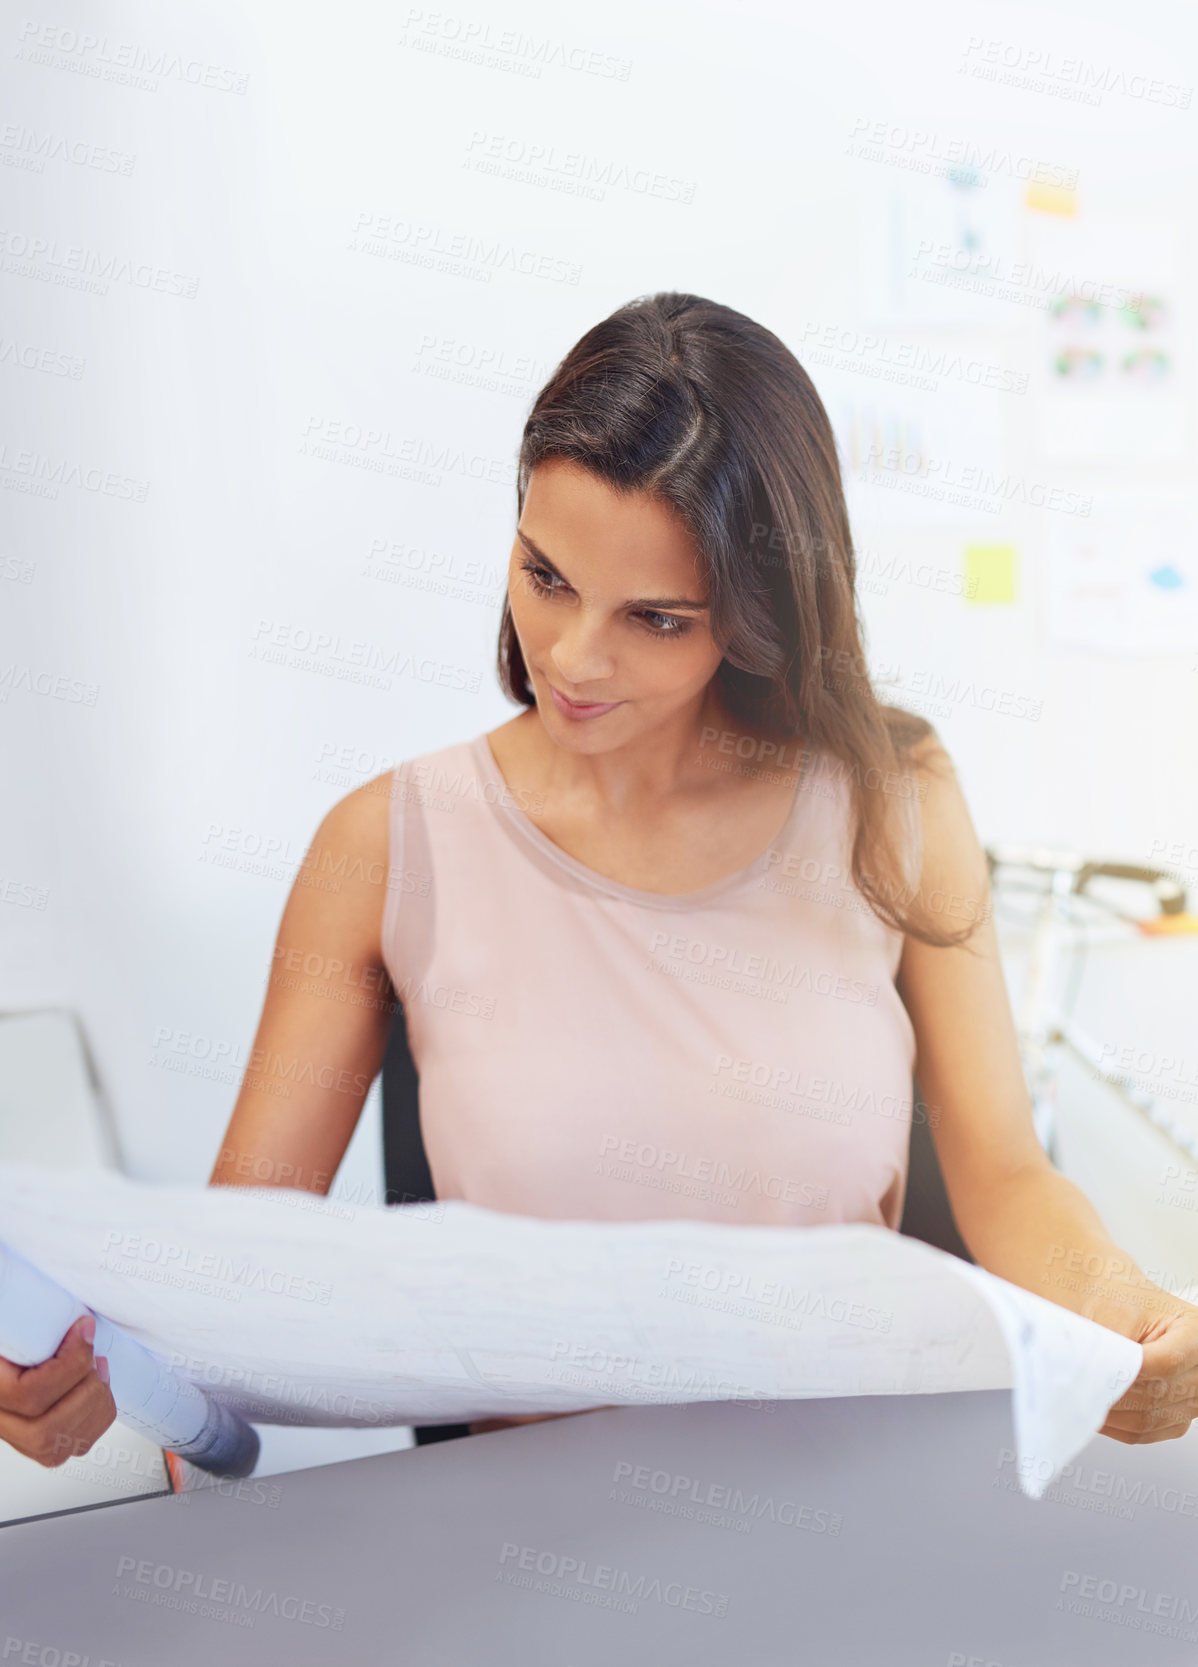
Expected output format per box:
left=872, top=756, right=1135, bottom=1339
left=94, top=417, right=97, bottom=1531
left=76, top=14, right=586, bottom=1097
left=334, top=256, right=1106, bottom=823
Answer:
left=547, top=612, right=616, bottom=692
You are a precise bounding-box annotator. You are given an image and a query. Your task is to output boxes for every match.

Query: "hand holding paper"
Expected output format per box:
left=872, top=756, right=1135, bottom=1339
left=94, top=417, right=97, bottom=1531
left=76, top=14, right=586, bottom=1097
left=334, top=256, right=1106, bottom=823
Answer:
left=0, top=1241, right=260, bottom=1475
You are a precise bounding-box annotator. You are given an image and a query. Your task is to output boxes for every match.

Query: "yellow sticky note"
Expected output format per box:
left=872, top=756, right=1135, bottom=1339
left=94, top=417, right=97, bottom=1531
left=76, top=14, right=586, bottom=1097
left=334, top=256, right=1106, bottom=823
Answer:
left=1025, top=181, right=1077, bottom=217
left=965, top=545, right=1017, bottom=603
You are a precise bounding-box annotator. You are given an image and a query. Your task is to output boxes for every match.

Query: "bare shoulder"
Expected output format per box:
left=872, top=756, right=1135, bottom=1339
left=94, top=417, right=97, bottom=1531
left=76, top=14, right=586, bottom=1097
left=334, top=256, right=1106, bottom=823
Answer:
left=903, top=732, right=988, bottom=895
left=290, top=772, right=396, bottom=926
left=905, top=728, right=956, bottom=781
left=314, top=769, right=394, bottom=859
left=275, top=771, right=400, bottom=971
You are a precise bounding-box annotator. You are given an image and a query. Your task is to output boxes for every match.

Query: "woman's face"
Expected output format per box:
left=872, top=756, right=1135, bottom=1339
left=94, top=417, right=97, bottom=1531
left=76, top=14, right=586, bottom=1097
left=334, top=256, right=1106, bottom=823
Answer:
left=506, top=458, right=726, bottom=752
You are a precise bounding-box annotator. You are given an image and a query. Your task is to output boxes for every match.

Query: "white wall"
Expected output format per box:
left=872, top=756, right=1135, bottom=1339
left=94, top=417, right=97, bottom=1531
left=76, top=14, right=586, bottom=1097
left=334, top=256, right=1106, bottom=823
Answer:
left=3, top=0, right=1197, bottom=1183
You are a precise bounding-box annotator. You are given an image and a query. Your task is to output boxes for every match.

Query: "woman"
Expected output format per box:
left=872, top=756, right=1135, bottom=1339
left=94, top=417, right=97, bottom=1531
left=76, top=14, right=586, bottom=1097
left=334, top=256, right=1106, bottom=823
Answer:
left=4, top=291, right=1196, bottom=1466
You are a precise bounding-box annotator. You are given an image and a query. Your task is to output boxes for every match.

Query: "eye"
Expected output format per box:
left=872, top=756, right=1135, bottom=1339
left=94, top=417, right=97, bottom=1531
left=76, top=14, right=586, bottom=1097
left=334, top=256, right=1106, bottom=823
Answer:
left=519, top=556, right=562, bottom=596
left=638, top=611, right=692, bottom=638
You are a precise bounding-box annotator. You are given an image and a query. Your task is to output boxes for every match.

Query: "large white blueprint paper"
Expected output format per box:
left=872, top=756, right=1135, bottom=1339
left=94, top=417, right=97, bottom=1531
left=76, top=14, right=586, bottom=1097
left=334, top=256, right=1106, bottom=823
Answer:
left=0, top=1164, right=1142, bottom=1499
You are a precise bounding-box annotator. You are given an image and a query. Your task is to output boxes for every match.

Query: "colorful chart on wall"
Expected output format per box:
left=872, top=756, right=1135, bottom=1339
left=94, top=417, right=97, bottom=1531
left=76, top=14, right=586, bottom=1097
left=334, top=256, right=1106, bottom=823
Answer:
left=1045, top=490, right=1198, bottom=654
left=822, top=383, right=1006, bottom=529
left=870, top=168, right=1025, bottom=328
left=1030, top=218, right=1183, bottom=466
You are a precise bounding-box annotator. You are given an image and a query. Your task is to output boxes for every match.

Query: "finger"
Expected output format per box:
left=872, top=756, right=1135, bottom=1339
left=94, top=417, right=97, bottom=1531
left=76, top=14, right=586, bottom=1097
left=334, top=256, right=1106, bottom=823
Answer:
left=1131, top=1418, right=1195, bottom=1445
left=1101, top=1398, right=1196, bottom=1435
left=1108, top=1396, right=1198, bottom=1429
left=1131, top=1338, right=1198, bottom=1399
left=0, top=1370, right=117, bottom=1467
left=0, top=1314, right=89, bottom=1389
left=1099, top=1416, right=1193, bottom=1447
left=1106, top=1393, right=1198, bottom=1433
left=1127, top=1355, right=1198, bottom=1393
left=0, top=1317, right=98, bottom=1419
left=1106, top=1360, right=1198, bottom=1414
left=40, top=1371, right=119, bottom=1465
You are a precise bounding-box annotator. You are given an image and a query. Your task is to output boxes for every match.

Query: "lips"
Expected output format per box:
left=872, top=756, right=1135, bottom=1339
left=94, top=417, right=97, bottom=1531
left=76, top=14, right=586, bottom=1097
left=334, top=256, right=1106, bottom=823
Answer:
left=547, top=682, right=623, bottom=721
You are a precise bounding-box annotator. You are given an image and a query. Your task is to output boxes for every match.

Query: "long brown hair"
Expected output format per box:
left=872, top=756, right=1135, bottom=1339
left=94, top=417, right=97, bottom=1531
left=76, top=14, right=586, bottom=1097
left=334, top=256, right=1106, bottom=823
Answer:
left=497, top=291, right=977, bottom=950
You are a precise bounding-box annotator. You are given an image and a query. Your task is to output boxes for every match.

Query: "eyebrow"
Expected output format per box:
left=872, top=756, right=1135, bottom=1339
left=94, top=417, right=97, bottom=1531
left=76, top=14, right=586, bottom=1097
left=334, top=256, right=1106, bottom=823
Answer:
left=515, top=529, right=710, bottom=611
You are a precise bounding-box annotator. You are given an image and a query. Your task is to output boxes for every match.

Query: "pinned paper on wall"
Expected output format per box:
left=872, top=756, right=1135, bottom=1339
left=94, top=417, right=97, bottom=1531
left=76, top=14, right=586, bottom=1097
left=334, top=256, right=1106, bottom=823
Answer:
left=831, top=389, right=1006, bottom=530
left=965, top=544, right=1017, bottom=603
left=1031, top=217, right=1182, bottom=466
left=1045, top=490, right=1198, bottom=654
left=1025, top=181, right=1077, bottom=218
left=870, top=169, right=1024, bottom=327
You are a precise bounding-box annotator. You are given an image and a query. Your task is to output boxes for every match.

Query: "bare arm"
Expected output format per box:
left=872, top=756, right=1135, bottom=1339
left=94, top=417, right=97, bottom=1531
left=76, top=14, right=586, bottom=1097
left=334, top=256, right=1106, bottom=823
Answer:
left=897, top=739, right=1198, bottom=1443
left=208, top=774, right=396, bottom=1196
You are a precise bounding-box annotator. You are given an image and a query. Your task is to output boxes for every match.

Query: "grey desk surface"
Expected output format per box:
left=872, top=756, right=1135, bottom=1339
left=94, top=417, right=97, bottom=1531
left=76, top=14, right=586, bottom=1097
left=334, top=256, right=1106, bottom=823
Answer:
left=2, top=1389, right=1197, bottom=1665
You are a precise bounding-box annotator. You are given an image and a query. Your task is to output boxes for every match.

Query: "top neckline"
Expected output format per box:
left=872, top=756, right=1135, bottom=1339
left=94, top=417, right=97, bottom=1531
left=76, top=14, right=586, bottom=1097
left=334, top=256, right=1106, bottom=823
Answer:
left=470, top=731, right=814, bottom=910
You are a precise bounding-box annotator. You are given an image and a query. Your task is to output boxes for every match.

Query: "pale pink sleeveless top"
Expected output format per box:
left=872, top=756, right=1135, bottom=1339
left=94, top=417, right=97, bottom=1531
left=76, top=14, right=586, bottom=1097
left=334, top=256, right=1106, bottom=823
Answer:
left=380, top=732, right=921, bottom=1229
